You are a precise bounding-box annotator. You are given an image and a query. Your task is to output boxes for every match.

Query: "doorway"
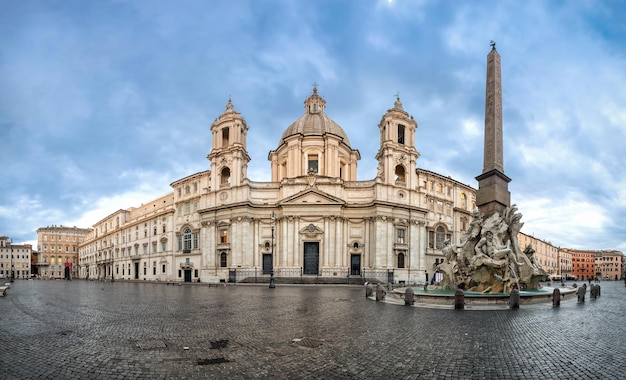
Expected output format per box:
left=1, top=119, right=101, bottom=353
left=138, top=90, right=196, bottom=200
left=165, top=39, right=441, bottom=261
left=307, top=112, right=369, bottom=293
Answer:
left=184, top=269, right=192, bottom=282
left=262, top=254, right=273, bottom=275
left=350, top=254, right=361, bottom=276
left=303, top=242, right=319, bottom=275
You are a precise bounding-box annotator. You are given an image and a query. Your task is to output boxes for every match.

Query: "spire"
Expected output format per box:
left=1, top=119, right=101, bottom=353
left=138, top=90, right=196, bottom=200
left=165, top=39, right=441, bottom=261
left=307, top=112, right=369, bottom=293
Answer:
left=393, top=92, right=404, bottom=110
left=225, top=98, right=234, bottom=112
left=475, top=41, right=511, bottom=216
left=482, top=41, right=504, bottom=174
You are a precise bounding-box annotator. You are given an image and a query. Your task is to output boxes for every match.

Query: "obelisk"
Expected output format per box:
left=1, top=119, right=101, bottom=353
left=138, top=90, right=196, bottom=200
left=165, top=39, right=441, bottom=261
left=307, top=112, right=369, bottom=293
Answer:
left=475, top=41, right=511, bottom=217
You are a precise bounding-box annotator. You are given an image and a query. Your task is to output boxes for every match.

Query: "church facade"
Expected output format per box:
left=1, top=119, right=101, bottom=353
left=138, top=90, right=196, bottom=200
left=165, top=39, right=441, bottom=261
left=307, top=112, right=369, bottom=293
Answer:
left=78, top=88, right=476, bottom=285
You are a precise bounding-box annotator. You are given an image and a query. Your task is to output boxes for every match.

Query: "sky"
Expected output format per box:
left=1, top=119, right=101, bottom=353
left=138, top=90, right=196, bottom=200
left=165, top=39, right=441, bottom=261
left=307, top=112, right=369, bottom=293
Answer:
left=1, top=0, right=625, bottom=252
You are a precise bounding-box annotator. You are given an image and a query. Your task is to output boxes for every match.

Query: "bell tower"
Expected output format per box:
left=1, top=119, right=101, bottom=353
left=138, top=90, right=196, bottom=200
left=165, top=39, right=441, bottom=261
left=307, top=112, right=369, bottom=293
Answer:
left=375, top=95, right=420, bottom=187
left=207, top=99, right=251, bottom=191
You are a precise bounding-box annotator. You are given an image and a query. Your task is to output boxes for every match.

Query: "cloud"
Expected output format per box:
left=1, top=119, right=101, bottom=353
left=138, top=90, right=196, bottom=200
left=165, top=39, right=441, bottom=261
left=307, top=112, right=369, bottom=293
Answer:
left=1, top=0, right=625, bottom=254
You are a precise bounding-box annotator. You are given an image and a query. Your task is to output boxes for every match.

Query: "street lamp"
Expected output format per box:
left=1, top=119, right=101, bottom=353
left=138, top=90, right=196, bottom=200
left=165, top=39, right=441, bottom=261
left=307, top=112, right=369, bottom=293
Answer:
left=269, top=211, right=276, bottom=289
left=111, top=244, right=115, bottom=283
left=10, top=238, right=14, bottom=283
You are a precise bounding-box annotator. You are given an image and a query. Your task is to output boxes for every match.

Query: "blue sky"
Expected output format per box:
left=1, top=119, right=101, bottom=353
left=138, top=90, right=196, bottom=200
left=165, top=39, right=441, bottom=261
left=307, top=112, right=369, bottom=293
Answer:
left=1, top=0, right=625, bottom=252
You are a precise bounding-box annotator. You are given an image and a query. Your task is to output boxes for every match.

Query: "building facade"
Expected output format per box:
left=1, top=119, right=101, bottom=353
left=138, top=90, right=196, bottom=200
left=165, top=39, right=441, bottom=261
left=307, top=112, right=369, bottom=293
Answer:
left=517, top=232, right=572, bottom=280
left=78, top=193, right=175, bottom=281
left=595, top=250, right=623, bottom=280
left=79, top=90, right=479, bottom=284
left=37, top=225, right=91, bottom=279
left=0, top=236, right=32, bottom=280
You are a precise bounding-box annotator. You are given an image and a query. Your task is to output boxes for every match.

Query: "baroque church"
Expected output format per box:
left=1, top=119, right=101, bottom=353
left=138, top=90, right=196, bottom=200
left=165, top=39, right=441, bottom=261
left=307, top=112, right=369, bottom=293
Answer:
left=79, top=87, right=476, bottom=285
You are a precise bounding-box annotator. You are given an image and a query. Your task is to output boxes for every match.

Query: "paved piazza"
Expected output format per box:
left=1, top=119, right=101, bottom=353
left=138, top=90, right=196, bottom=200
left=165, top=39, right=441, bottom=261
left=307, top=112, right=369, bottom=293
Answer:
left=1, top=280, right=625, bottom=379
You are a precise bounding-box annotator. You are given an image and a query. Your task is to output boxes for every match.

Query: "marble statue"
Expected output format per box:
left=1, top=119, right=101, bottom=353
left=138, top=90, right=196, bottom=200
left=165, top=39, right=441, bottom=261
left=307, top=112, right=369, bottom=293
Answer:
left=436, top=205, right=547, bottom=293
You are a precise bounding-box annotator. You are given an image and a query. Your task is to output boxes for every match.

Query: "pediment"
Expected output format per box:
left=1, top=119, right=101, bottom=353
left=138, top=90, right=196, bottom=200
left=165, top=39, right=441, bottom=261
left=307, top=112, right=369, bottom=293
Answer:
left=279, top=188, right=345, bottom=206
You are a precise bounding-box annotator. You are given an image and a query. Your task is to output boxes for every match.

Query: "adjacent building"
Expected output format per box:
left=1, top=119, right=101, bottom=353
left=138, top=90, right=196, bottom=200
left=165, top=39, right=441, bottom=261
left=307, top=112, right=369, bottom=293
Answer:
left=0, top=236, right=32, bottom=279
left=37, top=225, right=91, bottom=279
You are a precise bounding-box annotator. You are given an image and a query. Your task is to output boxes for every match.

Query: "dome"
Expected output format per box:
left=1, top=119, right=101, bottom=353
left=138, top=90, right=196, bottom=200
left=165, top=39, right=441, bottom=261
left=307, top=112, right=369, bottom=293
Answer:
left=280, top=87, right=351, bottom=147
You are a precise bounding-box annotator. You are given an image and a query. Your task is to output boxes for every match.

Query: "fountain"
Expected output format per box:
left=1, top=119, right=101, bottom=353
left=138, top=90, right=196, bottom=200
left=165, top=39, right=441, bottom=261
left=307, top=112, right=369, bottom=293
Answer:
left=437, top=205, right=546, bottom=293
left=368, top=43, right=579, bottom=308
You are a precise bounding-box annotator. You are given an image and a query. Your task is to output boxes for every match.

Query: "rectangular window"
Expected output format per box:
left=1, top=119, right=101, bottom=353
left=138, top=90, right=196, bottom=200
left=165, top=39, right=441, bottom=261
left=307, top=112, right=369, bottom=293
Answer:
left=428, top=231, right=435, bottom=248
left=220, top=230, right=228, bottom=244
left=185, top=203, right=190, bottom=214
left=193, top=233, right=198, bottom=249
left=308, top=155, right=318, bottom=173
left=161, top=242, right=166, bottom=252
left=397, top=228, right=405, bottom=244
left=162, top=264, right=166, bottom=273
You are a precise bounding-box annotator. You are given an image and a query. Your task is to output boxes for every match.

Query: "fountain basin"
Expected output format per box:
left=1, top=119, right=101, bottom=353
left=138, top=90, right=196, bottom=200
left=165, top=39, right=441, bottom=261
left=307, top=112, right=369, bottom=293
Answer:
left=381, top=285, right=578, bottom=308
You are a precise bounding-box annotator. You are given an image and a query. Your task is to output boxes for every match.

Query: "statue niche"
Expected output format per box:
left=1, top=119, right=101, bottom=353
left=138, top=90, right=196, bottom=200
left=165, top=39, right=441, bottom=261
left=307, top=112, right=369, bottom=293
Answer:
left=436, top=205, right=547, bottom=293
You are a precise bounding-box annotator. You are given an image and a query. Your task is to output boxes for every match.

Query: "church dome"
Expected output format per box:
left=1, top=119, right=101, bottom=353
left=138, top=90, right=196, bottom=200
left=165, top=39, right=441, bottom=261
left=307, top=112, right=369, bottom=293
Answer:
left=280, top=87, right=351, bottom=147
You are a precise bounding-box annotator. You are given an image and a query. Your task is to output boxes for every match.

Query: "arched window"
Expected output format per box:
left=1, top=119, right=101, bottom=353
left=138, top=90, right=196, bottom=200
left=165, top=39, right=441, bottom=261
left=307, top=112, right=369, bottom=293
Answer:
left=222, top=128, right=229, bottom=147
left=397, top=252, right=405, bottom=268
left=395, top=165, right=406, bottom=183
left=183, top=228, right=192, bottom=251
left=220, top=252, right=228, bottom=268
left=221, top=167, right=231, bottom=185
left=436, top=226, right=446, bottom=249
left=397, top=124, right=405, bottom=144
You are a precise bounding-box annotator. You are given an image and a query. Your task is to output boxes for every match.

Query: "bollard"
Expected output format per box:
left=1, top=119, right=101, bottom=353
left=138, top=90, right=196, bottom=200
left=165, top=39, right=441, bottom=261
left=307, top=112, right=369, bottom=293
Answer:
left=454, top=288, right=465, bottom=310
left=590, top=285, right=597, bottom=299
left=509, top=288, right=520, bottom=309
left=375, top=284, right=385, bottom=302
left=597, top=285, right=601, bottom=297
left=577, top=286, right=585, bottom=302
left=552, top=288, right=561, bottom=307
left=404, top=287, right=415, bottom=306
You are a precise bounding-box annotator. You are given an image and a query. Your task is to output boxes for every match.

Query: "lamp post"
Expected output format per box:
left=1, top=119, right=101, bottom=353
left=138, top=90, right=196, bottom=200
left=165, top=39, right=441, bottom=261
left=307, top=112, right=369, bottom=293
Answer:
left=10, top=238, right=14, bottom=283
left=110, top=244, right=115, bottom=283
left=269, top=211, right=276, bottom=289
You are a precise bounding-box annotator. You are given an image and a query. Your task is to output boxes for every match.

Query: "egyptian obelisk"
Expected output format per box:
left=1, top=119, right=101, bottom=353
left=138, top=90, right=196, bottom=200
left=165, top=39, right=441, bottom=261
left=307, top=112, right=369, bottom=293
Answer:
left=475, top=41, right=511, bottom=217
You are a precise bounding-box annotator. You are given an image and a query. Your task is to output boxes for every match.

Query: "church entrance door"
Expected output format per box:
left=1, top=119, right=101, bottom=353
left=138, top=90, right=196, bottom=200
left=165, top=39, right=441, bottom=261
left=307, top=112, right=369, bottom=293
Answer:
left=262, top=254, right=272, bottom=275
left=303, top=242, right=319, bottom=275
left=350, top=255, right=361, bottom=275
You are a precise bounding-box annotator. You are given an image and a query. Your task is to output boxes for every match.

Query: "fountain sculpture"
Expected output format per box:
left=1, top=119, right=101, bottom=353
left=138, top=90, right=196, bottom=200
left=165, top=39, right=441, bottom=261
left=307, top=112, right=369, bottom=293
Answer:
left=436, top=205, right=547, bottom=293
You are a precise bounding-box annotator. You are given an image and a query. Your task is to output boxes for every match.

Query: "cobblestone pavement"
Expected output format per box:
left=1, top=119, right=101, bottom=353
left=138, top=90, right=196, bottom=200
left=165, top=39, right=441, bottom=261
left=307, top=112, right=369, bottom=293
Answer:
left=1, top=280, right=625, bottom=379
